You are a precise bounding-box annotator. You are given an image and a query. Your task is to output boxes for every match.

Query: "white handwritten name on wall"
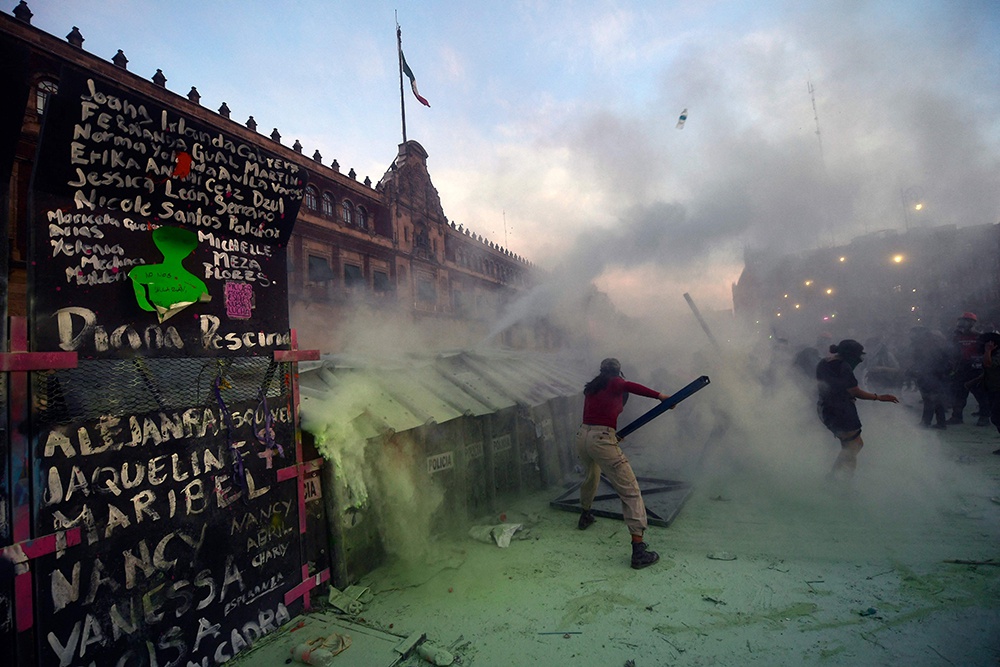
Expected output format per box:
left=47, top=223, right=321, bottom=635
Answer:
left=39, top=402, right=294, bottom=542
left=31, top=71, right=306, bottom=357
left=26, top=69, right=310, bottom=667
left=52, top=308, right=291, bottom=354
left=36, top=399, right=300, bottom=666
left=69, top=78, right=302, bottom=237
left=52, top=79, right=300, bottom=287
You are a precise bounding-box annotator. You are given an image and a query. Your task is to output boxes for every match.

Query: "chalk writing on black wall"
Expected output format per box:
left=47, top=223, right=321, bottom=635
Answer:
left=30, top=68, right=307, bottom=358
left=34, top=396, right=300, bottom=666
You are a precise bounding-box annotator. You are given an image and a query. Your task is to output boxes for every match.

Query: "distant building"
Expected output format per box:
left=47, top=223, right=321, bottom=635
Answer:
left=732, top=223, right=1000, bottom=344
left=289, top=138, right=557, bottom=351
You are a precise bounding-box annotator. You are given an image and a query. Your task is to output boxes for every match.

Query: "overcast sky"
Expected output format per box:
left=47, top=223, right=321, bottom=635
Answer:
left=21, top=0, right=1000, bottom=314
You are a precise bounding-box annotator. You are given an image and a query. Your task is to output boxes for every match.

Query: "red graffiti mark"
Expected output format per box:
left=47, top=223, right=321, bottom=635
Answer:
left=172, top=151, right=192, bottom=178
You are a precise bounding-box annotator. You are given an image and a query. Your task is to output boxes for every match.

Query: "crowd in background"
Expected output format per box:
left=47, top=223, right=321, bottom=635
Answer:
left=789, top=312, right=1000, bottom=456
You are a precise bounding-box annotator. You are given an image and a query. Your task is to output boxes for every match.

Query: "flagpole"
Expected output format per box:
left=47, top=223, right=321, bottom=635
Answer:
left=396, top=21, right=407, bottom=144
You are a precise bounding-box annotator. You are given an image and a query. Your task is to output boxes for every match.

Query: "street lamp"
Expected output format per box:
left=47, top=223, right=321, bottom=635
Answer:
left=901, top=187, right=923, bottom=229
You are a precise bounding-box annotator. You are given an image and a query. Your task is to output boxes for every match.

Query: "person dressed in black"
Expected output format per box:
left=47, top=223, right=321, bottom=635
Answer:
left=948, top=312, right=989, bottom=425
left=978, top=334, right=1000, bottom=428
left=966, top=332, right=1000, bottom=455
left=816, top=339, right=899, bottom=478
left=793, top=333, right=833, bottom=382
left=906, top=327, right=952, bottom=429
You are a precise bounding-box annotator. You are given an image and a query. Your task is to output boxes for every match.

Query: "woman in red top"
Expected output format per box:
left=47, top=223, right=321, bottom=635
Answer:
left=576, top=358, right=669, bottom=569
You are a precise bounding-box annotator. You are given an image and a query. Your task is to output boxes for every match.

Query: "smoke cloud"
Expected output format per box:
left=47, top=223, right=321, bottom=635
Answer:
left=435, top=2, right=1000, bottom=317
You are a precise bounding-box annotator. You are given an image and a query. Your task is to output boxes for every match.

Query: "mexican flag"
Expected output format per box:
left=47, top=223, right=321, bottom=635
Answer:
left=401, top=51, right=430, bottom=107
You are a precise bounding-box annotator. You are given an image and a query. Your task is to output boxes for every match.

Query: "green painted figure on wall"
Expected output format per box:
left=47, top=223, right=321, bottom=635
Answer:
left=128, top=226, right=210, bottom=322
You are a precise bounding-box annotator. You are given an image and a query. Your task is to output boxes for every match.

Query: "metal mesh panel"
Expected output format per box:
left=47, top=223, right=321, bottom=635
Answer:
left=33, top=357, right=290, bottom=425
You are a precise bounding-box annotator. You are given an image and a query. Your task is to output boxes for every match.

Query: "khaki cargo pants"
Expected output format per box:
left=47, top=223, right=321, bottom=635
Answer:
left=576, top=424, right=647, bottom=535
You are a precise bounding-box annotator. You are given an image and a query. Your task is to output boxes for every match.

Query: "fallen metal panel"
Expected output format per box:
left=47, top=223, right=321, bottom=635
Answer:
left=550, top=475, right=692, bottom=527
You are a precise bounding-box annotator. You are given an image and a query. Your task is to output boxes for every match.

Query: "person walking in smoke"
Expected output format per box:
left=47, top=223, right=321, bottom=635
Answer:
left=948, top=312, right=989, bottom=426
left=905, top=326, right=952, bottom=429
left=863, top=335, right=903, bottom=396
left=793, top=332, right=833, bottom=381
left=575, top=358, right=670, bottom=569
left=816, top=340, right=899, bottom=478
left=965, top=332, right=1000, bottom=455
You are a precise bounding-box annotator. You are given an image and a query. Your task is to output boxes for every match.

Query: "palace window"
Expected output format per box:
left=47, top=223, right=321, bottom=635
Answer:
left=304, top=186, right=318, bottom=212
left=373, top=270, right=391, bottom=293
left=356, top=206, right=367, bottom=230
left=36, top=79, right=58, bottom=116
left=414, top=226, right=430, bottom=250
left=307, top=255, right=334, bottom=282
left=344, top=263, right=364, bottom=288
left=341, top=200, right=354, bottom=226
left=417, top=277, right=436, bottom=304
left=321, top=192, right=334, bottom=218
